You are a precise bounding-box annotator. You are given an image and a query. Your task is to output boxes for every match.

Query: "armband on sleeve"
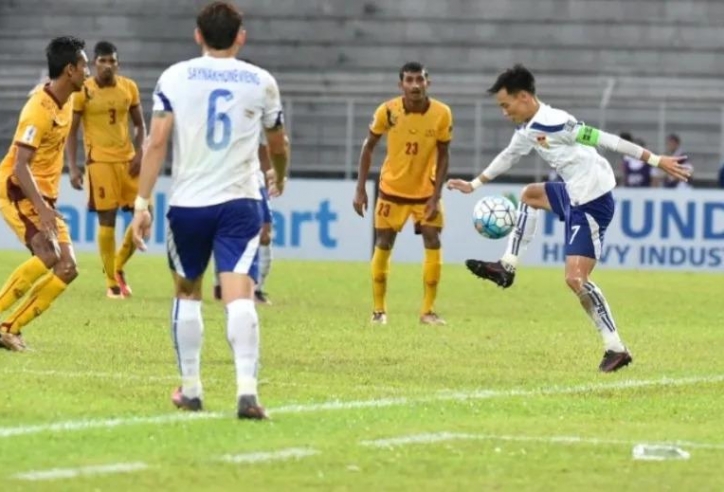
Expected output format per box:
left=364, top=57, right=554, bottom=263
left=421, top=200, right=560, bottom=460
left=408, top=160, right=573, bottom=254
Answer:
left=575, top=125, right=600, bottom=147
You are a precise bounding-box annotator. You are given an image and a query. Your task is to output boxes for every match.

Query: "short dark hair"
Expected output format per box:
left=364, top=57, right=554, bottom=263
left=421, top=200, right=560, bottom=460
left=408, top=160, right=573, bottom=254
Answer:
left=667, top=133, right=680, bottom=145
left=46, top=36, right=86, bottom=79
left=94, top=40, right=117, bottom=59
left=399, top=61, right=427, bottom=81
left=487, top=64, right=536, bottom=95
left=619, top=132, right=633, bottom=142
left=196, top=1, right=243, bottom=50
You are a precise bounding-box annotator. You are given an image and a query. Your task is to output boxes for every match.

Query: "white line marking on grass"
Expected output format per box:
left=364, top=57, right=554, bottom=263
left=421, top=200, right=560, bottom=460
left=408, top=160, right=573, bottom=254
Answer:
left=359, top=432, right=724, bottom=451
left=12, top=462, right=148, bottom=481
left=219, top=448, right=319, bottom=464
left=1, top=374, right=723, bottom=439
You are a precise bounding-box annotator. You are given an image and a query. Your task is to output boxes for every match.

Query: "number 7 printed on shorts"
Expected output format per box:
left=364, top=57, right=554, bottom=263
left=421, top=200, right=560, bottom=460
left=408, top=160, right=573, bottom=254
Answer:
left=569, top=224, right=580, bottom=245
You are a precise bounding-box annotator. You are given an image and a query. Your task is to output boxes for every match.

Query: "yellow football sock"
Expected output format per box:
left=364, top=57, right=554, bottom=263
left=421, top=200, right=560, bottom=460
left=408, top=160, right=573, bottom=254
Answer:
left=421, top=248, right=442, bottom=314
left=115, top=223, right=136, bottom=273
left=1, top=273, right=67, bottom=335
left=0, top=256, right=49, bottom=313
left=371, top=247, right=392, bottom=313
left=98, top=225, right=117, bottom=288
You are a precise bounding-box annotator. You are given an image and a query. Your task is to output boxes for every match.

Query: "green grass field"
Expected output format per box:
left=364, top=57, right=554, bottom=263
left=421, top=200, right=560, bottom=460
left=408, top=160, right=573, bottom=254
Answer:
left=1, top=251, right=723, bottom=491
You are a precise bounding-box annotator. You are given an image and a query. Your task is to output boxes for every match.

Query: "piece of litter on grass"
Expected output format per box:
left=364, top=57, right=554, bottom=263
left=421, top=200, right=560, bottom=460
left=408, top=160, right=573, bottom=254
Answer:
left=632, top=444, right=690, bottom=461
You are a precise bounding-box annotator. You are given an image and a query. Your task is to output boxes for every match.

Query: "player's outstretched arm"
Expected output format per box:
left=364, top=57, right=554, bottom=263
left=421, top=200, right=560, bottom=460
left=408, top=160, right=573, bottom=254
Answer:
left=132, top=110, right=173, bottom=251
left=574, top=125, right=692, bottom=183
left=353, top=131, right=381, bottom=217
left=447, top=134, right=531, bottom=194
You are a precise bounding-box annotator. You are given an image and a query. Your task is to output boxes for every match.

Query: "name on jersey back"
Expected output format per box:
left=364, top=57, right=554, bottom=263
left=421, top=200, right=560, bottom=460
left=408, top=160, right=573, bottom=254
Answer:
left=186, top=67, right=260, bottom=85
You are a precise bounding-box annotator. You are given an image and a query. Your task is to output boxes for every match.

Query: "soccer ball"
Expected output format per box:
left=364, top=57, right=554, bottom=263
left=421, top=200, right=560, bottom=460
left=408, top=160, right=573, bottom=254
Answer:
left=472, top=195, right=517, bottom=239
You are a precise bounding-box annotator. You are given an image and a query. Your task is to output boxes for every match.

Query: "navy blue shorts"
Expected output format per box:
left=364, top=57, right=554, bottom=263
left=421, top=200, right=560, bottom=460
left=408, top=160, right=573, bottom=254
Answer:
left=260, top=186, right=272, bottom=224
left=544, top=182, right=615, bottom=259
left=166, top=198, right=262, bottom=280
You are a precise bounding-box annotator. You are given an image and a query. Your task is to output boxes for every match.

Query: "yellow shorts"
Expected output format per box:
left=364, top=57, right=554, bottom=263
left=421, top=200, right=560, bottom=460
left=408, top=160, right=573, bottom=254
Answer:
left=86, top=162, right=138, bottom=212
left=0, top=198, right=71, bottom=248
left=373, top=197, right=445, bottom=232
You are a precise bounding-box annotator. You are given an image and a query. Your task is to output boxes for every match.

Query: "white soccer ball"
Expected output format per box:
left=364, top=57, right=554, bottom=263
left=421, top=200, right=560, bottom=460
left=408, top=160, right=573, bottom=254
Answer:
left=472, top=195, right=517, bottom=239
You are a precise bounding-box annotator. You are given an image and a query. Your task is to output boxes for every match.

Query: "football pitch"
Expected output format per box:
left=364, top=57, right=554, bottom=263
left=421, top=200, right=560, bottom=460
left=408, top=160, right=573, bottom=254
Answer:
left=1, top=251, right=723, bottom=491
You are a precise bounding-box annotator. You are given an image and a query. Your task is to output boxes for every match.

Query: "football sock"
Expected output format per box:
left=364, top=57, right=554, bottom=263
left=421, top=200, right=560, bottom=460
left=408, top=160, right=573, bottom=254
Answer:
left=257, top=244, right=272, bottom=292
left=171, top=298, right=204, bottom=399
left=578, top=281, right=625, bottom=352
left=0, top=256, right=49, bottom=313
left=115, top=224, right=136, bottom=273
left=98, top=225, right=117, bottom=288
left=371, top=246, right=391, bottom=313
left=226, top=299, right=259, bottom=397
left=1, top=273, right=67, bottom=335
left=421, top=248, right=441, bottom=314
left=501, top=203, right=538, bottom=269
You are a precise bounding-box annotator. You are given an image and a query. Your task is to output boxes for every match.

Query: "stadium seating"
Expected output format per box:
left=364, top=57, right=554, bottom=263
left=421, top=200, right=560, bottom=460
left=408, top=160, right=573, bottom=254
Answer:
left=1, top=0, right=723, bottom=181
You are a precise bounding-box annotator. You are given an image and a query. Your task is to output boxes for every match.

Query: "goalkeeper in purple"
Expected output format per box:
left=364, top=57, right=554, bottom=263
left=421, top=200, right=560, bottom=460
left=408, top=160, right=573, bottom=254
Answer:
left=447, top=65, right=691, bottom=373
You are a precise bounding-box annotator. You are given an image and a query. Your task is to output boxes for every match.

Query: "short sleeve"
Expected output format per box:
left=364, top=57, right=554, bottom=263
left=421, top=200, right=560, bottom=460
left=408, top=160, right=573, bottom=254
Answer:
left=72, top=87, right=87, bottom=113
left=14, top=101, right=51, bottom=149
left=261, top=73, right=283, bottom=130
left=369, top=103, right=389, bottom=135
left=129, top=80, right=141, bottom=108
left=437, top=105, right=453, bottom=143
left=152, top=69, right=173, bottom=113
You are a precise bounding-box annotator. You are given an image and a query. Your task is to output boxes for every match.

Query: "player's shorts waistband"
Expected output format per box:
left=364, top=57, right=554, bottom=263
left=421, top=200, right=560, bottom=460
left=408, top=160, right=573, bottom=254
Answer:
left=378, top=190, right=432, bottom=205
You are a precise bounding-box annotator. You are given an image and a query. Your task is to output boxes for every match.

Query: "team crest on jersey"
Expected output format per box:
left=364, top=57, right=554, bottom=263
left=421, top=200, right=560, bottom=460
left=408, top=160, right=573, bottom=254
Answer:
left=536, top=134, right=550, bottom=148
left=425, top=129, right=436, bottom=137
left=20, top=125, right=37, bottom=144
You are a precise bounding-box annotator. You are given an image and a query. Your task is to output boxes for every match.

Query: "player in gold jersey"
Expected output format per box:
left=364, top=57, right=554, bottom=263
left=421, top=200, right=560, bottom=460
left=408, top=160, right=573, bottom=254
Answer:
left=0, top=36, right=88, bottom=351
left=353, top=62, right=453, bottom=325
left=67, top=41, right=146, bottom=298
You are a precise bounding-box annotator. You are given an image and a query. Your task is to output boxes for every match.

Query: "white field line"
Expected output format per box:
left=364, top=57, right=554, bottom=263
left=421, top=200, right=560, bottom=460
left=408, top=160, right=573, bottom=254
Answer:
left=0, top=373, right=723, bottom=439
left=359, top=432, right=724, bottom=451
left=12, top=462, right=149, bottom=481
left=218, top=448, right=319, bottom=464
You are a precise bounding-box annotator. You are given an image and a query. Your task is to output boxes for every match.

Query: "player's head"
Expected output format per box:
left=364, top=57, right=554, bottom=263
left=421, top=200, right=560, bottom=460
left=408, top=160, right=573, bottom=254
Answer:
left=46, top=36, right=88, bottom=91
left=195, top=1, right=246, bottom=54
left=487, top=64, right=538, bottom=124
left=93, top=41, right=119, bottom=83
left=619, top=132, right=633, bottom=142
left=398, top=62, right=429, bottom=103
left=665, top=133, right=681, bottom=154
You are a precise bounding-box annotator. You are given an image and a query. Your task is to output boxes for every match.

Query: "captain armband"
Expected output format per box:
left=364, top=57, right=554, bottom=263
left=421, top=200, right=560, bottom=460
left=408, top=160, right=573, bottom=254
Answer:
left=574, top=125, right=600, bottom=147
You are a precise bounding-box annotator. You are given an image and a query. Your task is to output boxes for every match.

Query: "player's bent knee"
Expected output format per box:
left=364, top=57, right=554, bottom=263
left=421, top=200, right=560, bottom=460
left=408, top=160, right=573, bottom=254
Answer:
left=564, top=274, right=587, bottom=293
left=54, top=260, right=78, bottom=284
left=30, top=238, right=60, bottom=269
left=521, top=183, right=547, bottom=209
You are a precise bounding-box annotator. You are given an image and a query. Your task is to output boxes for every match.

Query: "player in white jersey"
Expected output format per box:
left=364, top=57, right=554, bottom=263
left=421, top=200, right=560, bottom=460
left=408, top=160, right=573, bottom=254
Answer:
left=130, top=1, right=289, bottom=419
left=447, top=65, right=690, bottom=372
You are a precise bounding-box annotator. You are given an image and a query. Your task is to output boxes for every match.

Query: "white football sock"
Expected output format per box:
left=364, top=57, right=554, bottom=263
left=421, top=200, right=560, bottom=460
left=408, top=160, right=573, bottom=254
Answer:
left=501, top=203, right=538, bottom=270
left=226, top=298, right=260, bottom=397
left=256, top=244, right=272, bottom=292
left=579, top=281, right=625, bottom=352
left=171, top=298, right=204, bottom=399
